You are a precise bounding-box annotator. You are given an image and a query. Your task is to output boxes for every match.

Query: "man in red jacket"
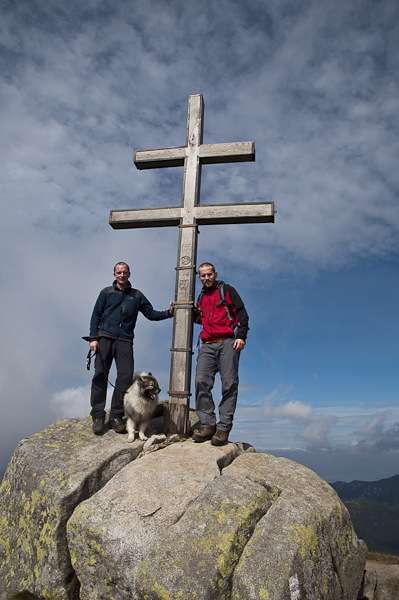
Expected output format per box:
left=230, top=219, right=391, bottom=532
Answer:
left=193, top=262, right=249, bottom=445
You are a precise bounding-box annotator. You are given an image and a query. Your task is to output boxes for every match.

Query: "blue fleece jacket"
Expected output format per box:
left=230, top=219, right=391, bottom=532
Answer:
left=89, top=281, right=171, bottom=342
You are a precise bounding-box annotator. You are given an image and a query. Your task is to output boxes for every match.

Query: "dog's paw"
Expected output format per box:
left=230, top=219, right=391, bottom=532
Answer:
left=127, top=434, right=135, bottom=443
left=139, top=433, right=148, bottom=441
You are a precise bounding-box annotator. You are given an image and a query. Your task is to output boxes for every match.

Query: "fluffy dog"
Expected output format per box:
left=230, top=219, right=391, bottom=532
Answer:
left=123, top=371, right=160, bottom=443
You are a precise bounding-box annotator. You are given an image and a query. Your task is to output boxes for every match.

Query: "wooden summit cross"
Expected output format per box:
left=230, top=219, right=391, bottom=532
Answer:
left=109, top=94, right=274, bottom=435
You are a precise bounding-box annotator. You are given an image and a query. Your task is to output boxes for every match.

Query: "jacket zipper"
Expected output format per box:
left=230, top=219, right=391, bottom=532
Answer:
left=204, top=291, right=217, bottom=337
left=119, top=292, right=125, bottom=330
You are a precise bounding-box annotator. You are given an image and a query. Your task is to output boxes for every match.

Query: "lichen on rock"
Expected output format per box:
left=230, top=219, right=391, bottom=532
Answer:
left=225, top=454, right=368, bottom=600
left=0, top=416, right=368, bottom=600
left=0, top=416, right=144, bottom=600
left=135, top=474, right=274, bottom=600
left=67, top=440, right=239, bottom=600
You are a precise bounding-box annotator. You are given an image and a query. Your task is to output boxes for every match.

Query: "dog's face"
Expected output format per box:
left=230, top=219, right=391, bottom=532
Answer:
left=137, top=372, right=160, bottom=401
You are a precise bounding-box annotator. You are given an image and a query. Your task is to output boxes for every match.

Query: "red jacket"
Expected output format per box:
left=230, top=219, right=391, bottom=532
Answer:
left=195, top=282, right=249, bottom=343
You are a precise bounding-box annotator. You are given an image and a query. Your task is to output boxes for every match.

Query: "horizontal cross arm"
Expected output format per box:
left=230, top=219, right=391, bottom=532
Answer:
left=194, top=202, right=275, bottom=225
left=109, top=206, right=183, bottom=229
left=199, top=141, right=255, bottom=164
left=134, top=147, right=187, bottom=170
left=134, top=141, right=255, bottom=170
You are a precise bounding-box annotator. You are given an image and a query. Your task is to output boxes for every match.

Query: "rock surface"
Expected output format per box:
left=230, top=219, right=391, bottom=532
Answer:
left=0, top=415, right=369, bottom=600
left=67, top=440, right=239, bottom=600
left=225, top=453, right=367, bottom=600
left=0, top=416, right=145, bottom=600
left=135, top=470, right=274, bottom=600
left=135, top=451, right=367, bottom=600
left=361, top=565, right=399, bottom=600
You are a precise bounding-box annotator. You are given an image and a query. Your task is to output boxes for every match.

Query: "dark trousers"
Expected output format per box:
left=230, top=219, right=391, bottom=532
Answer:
left=195, top=337, right=240, bottom=433
left=90, top=337, right=134, bottom=419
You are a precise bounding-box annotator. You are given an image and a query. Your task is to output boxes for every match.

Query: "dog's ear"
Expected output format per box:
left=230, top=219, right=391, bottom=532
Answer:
left=148, top=372, right=152, bottom=377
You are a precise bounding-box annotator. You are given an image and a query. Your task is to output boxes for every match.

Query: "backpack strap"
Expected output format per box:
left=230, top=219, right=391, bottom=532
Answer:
left=99, top=287, right=129, bottom=330
left=196, top=289, right=205, bottom=319
left=196, top=281, right=233, bottom=323
left=215, top=281, right=233, bottom=322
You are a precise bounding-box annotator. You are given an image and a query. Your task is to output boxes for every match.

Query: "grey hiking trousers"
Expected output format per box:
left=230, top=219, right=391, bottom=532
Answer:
left=195, top=337, right=240, bottom=433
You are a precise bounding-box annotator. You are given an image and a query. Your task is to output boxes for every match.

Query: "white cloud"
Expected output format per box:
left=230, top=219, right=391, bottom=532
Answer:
left=299, top=418, right=337, bottom=448
left=51, top=385, right=91, bottom=419
left=1, top=0, right=398, bottom=480
left=351, top=416, right=399, bottom=453
left=263, top=398, right=313, bottom=423
left=356, top=415, right=385, bottom=438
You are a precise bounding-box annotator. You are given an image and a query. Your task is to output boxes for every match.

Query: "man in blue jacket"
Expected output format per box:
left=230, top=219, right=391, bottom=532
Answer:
left=89, top=262, right=173, bottom=435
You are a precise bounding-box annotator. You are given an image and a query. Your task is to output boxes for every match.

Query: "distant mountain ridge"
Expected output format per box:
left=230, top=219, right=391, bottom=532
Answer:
left=331, top=474, right=399, bottom=556
left=331, top=474, right=399, bottom=505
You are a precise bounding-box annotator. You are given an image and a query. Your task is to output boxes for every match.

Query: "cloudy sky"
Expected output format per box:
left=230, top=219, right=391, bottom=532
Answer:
left=1, top=0, right=398, bottom=482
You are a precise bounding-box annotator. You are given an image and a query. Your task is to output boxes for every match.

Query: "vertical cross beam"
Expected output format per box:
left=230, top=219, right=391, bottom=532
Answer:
left=109, top=94, right=274, bottom=435
left=166, top=95, right=203, bottom=434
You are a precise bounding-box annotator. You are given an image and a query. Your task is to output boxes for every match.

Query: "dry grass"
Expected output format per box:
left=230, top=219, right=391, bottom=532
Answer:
left=366, top=552, right=399, bottom=565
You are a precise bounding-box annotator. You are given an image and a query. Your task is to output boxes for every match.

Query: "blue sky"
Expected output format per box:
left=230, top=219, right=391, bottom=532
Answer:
left=1, top=0, right=398, bottom=482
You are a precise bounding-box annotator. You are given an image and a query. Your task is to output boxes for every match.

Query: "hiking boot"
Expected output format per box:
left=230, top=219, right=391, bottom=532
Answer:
left=211, top=430, right=229, bottom=446
left=192, top=427, right=216, bottom=443
left=92, top=417, right=105, bottom=435
left=109, top=417, right=127, bottom=434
